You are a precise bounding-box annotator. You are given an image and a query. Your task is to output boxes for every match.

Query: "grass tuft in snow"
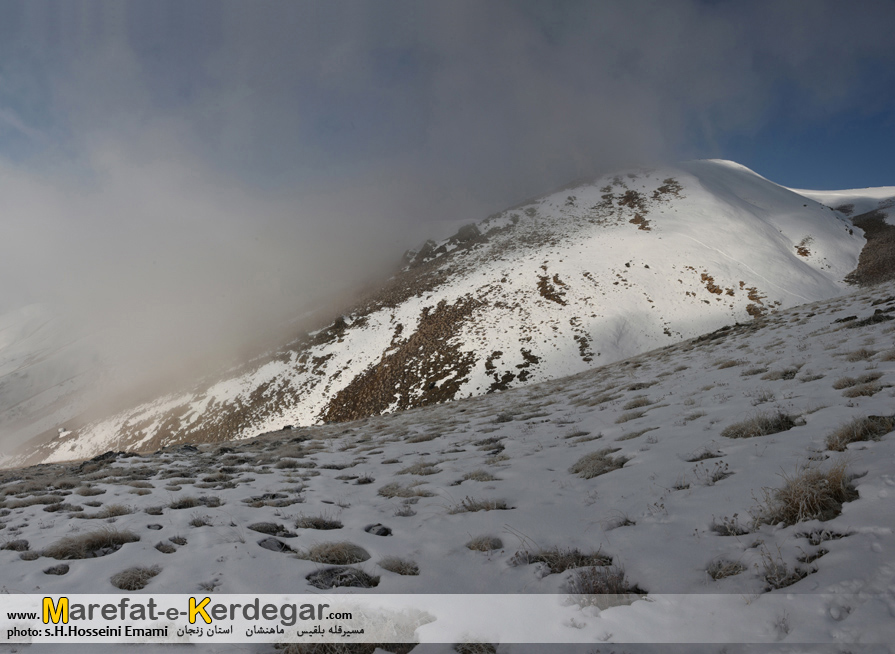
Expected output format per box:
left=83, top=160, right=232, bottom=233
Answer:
left=377, top=482, right=435, bottom=499
left=459, top=470, right=500, bottom=483
left=759, top=544, right=812, bottom=591
left=720, top=411, right=795, bottom=439
left=465, top=536, right=503, bottom=552
left=169, top=496, right=201, bottom=510
left=75, top=486, right=105, bottom=496
left=710, top=514, right=749, bottom=536
left=446, top=496, right=512, bottom=514
left=1, top=539, right=29, bottom=551
left=569, top=448, right=629, bottom=479
left=509, top=547, right=611, bottom=573
left=295, top=542, right=370, bottom=565
left=110, top=565, right=161, bottom=590
left=706, top=558, right=746, bottom=580
left=564, top=565, right=646, bottom=609
left=615, top=410, right=646, bottom=424
left=825, top=415, right=894, bottom=451
left=293, top=514, right=343, bottom=530
left=755, top=461, right=858, bottom=527
left=832, top=372, right=882, bottom=389
left=842, top=382, right=884, bottom=397
left=305, top=566, right=379, bottom=589
left=77, top=503, right=133, bottom=519
left=43, top=528, right=140, bottom=560
left=378, top=556, right=420, bottom=575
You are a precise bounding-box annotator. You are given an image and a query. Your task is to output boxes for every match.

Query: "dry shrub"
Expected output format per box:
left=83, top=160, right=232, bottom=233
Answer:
left=170, top=495, right=221, bottom=509
left=756, top=461, right=858, bottom=527
left=622, top=396, right=652, bottom=410
left=454, top=644, right=497, bottom=654
left=706, top=559, right=746, bottom=580
left=845, top=348, right=877, bottom=361
left=110, top=565, right=161, bottom=590
left=761, top=367, right=800, bottom=381
left=759, top=545, right=812, bottom=591
left=842, top=382, right=883, bottom=397
left=43, top=528, right=140, bottom=560
left=510, top=547, right=610, bottom=574
left=169, top=496, right=201, bottom=510
left=721, top=411, right=795, bottom=439
left=569, top=448, right=629, bottom=479
left=686, top=447, right=722, bottom=462
left=1, top=539, right=29, bottom=551
left=5, top=495, right=62, bottom=509
left=296, top=542, right=370, bottom=565
left=377, top=482, right=435, bottom=499
left=189, top=514, right=212, bottom=527
left=833, top=372, right=882, bottom=389
left=276, top=459, right=315, bottom=469
left=465, top=536, right=503, bottom=551
left=396, top=461, right=441, bottom=476
left=615, top=410, right=646, bottom=424
left=306, top=566, right=379, bottom=589
left=710, top=514, right=749, bottom=536
left=294, top=514, right=343, bottom=530
left=460, top=470, right=499, bottom=482
left=154, top=541, right=177, bottom=554
left=378, top=556, right=420, bottom=575
left=78, top=504, right=133, bottom=519
left=741, top=367, right=768, bottom=377
left=447, top=497, right=512, bottom=514
left=405, top=433, right=437, bottom=443
left=826, top=415, right=894, bottom=451
left=564, top=565, right=646, bottom=609
left=248, top=522, right=296, bottom=537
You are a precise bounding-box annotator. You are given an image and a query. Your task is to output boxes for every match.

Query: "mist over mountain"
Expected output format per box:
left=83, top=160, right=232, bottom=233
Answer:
left=6, top=158, right=887, bottom=468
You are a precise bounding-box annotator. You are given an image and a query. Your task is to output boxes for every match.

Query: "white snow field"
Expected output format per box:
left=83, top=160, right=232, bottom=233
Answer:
left=1, top=278, right=894, bottom=654
left=17, top=159, right=872, bottom=467
left=792, top=186, right=895, bottom=225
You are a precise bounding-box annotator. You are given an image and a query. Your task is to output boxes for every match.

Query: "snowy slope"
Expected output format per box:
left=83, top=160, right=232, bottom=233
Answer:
left=792, top=186, right=895, bottom=225
left=1, top=279, right=894, bottom=653
left=13, top=160, right=867, bottom=466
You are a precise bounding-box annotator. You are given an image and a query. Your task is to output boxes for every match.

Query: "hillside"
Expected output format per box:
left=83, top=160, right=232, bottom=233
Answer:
left=1, top=277, right=893, bottom=651
left=5, top=159, right=870, bottom=468
left=793, top=185, right=895, bottom=287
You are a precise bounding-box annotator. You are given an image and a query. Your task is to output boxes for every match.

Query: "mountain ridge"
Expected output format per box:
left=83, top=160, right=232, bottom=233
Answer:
left=2, top=159, right=878, bottom=467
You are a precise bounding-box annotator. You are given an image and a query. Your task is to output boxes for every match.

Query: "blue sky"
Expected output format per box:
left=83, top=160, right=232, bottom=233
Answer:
left=715, top=108, right=895, bottom=190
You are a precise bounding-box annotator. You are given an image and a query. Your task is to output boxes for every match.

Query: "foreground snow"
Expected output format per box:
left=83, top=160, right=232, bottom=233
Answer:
left=1, top=280, right=894, bottom=653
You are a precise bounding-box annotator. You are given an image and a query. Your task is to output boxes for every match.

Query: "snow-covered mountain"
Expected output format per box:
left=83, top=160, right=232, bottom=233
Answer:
left=792, top=185, right=895, bottom=287
left=4, top=160, right=875, bottom=466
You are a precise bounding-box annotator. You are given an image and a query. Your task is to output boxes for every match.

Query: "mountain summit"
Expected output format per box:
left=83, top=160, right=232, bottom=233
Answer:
left=7, top=160, right=873, bottom=465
